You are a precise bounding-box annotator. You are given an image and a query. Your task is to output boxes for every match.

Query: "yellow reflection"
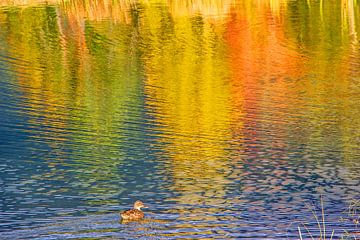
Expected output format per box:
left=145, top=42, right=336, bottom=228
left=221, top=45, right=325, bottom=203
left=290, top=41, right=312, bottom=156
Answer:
left=342, top=0, right=358, bottom=44
left=60, top=0, right=135, bottom=23
left=139, top=2, right=233, bottom=213
left=269, top=0, right=288, bottom=16
left=1, top=0, right=360, bottom=203
left=0, top=0, right=59, bottom=6
left=169, top=0, right=232, bottom=19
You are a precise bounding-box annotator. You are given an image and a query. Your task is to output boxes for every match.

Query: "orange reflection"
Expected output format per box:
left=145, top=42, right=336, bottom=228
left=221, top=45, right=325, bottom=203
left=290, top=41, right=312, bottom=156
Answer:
left=225, top=2, right=306, bottom=143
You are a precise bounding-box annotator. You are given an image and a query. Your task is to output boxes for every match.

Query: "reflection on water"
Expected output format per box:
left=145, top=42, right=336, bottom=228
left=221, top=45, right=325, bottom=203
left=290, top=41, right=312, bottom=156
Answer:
left=0, top=0, right=359, bottom=238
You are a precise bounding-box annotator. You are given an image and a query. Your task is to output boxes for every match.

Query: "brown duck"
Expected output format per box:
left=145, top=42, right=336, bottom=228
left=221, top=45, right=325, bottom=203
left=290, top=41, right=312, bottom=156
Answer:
left=120, top=200, right=148, bottom=220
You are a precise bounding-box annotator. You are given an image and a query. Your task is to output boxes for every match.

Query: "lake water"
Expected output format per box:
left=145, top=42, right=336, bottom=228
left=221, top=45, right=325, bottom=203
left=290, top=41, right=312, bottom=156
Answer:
left=0, top=0, right=359, bottom=239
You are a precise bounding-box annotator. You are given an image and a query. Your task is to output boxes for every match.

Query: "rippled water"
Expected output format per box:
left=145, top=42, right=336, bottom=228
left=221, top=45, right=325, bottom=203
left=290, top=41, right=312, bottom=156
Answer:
left=0, top=0, right=360, bottom=239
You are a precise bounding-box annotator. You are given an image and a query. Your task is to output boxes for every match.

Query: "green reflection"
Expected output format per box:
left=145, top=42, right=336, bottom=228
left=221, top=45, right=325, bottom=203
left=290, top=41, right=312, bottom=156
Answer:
left=0, top=4, right=145, bottom=205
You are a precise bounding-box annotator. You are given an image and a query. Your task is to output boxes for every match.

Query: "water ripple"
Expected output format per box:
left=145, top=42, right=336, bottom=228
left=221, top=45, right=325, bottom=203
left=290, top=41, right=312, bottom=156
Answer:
left=1, top=1, right=360, bottom=239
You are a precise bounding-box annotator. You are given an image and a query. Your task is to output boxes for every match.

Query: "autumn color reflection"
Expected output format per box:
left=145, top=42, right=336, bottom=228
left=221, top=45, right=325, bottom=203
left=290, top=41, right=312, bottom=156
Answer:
left=1, top=0, right=359, bottom=211
left=140, top=4, right=233, bottom=212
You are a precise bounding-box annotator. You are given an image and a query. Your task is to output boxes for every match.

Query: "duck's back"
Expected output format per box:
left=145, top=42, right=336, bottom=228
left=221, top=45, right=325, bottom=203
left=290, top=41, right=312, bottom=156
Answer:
left=120, top=209, right=144, bottom=220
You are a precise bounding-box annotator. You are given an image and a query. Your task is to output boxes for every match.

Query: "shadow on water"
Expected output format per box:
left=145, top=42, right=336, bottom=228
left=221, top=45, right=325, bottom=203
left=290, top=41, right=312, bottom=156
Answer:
left=0, top=0, right=359, bottom=239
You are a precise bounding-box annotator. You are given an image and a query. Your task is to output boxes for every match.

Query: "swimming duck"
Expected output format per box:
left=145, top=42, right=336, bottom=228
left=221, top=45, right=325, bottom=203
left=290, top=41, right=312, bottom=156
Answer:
left=120, top=200, right=147, bottom=220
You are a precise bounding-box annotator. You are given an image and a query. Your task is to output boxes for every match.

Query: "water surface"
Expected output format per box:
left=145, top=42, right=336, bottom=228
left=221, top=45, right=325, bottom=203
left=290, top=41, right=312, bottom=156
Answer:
left=0, top=0, right=360, bottom=239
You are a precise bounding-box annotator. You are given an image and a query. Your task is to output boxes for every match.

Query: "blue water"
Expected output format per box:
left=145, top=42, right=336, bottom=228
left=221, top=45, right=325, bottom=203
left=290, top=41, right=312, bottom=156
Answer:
left=0, top=1, right=360, bottom=239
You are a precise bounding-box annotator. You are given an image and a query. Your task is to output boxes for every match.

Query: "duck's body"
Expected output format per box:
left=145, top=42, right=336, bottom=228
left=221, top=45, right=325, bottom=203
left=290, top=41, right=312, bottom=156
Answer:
left=120, top=209, right=144, bottom=220
left=120, top=200, right=147, bottom=221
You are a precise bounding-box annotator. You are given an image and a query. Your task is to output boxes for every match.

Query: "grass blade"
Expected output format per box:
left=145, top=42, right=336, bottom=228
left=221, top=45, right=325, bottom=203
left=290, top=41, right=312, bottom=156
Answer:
left=298, top=226, right=303, bottom=240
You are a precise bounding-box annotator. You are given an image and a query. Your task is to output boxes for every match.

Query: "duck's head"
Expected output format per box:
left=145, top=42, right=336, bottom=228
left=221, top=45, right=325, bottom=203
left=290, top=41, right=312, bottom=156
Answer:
left=133, top=200, right=147, bottom=210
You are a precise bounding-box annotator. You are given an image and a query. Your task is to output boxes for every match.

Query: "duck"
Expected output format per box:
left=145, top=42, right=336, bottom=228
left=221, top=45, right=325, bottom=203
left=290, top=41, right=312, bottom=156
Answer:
left=120, top=200, right=148, bottom=220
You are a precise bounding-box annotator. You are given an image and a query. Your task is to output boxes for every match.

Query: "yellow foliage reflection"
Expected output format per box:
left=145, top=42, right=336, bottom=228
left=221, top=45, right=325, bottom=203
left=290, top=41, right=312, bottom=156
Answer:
left=1, top=0, right=359, bottom=208
left=139, top=2, right=233, bottom=212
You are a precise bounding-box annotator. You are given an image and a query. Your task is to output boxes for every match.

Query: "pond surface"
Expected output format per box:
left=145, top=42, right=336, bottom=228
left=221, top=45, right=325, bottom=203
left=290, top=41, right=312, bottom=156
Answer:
left=0, top=0, right=360, bottom=239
